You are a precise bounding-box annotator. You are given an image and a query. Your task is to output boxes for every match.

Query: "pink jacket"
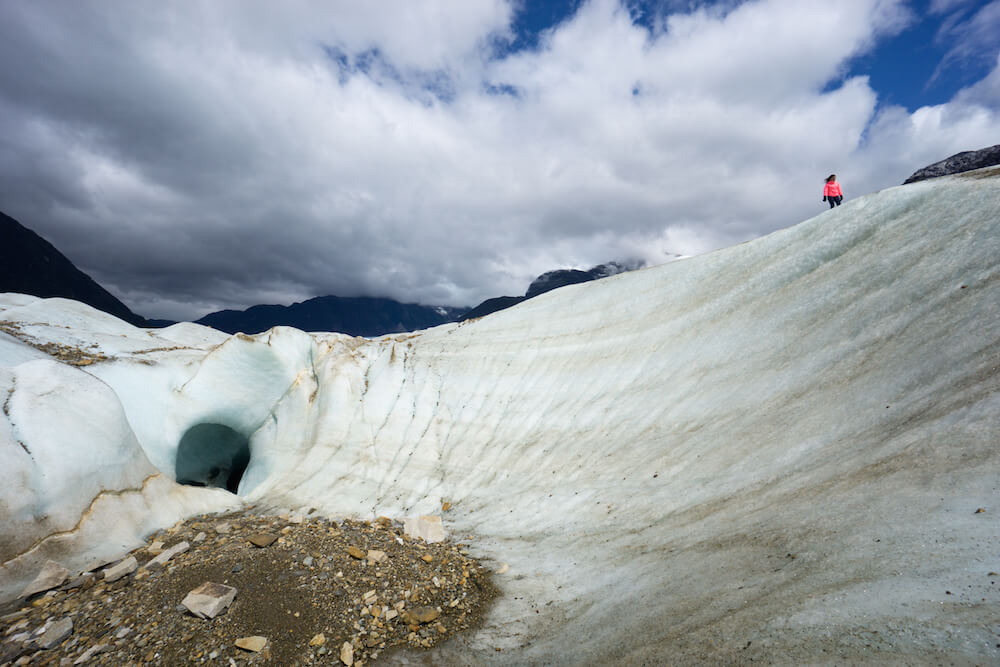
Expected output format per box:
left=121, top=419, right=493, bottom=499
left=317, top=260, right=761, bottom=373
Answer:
left=824, top=181, right=843, bottom=197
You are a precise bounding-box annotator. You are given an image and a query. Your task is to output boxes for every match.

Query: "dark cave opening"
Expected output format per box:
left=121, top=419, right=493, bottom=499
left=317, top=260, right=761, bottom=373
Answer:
left=175, top=423, right=251, bottom=494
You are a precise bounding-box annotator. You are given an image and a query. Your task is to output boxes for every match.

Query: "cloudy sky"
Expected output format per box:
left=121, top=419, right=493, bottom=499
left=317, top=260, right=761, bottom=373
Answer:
left=0, top=0, right=998, bottom=321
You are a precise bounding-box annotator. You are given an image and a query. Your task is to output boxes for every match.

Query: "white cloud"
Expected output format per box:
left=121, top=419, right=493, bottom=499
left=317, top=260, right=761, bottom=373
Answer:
left=0, top=0, right=997, bottom=321
left=929, top=0, right=976, bottom=15
left=933, top=0, right=1000, bottom=74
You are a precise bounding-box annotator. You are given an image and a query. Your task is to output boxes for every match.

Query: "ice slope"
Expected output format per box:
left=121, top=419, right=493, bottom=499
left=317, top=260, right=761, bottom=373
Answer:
left=2, top=167, right=999, bottom=663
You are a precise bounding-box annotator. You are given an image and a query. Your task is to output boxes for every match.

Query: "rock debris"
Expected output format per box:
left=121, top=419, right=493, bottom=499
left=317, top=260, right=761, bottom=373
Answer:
left=0, top=509, right=498, bottom=666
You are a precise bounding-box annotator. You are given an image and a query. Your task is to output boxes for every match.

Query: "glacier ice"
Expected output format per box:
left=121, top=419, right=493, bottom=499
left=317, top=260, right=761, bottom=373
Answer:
left=1, top=168, right=999, bottom=663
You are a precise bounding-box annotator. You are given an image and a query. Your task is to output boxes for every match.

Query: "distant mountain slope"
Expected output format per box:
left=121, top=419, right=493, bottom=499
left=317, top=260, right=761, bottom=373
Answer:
left=196, top=295, right=466, bottom=336
left=0, top=210, right=146, bottom=327
left=903, top=143, right=1000, bottom=184
left=197, top=261, right=643, bottom=335
left=525, top=261, right=641, bottom=298
left=461, top=260, right=643, bottom=321
left=459, top=295, right=528, bottom=321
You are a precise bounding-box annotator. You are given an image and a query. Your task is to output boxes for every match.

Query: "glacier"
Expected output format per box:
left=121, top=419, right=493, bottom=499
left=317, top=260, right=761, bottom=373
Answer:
left=2, top=167, right=999, bottom=663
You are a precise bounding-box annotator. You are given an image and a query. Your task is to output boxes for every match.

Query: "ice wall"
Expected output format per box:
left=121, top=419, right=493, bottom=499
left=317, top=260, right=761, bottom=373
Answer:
left=2, top=167, right=999, bottom=663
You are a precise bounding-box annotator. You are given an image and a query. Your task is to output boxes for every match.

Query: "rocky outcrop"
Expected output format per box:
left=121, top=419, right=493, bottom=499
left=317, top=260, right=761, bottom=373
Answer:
left=903, top=144, right=1000, bottom=184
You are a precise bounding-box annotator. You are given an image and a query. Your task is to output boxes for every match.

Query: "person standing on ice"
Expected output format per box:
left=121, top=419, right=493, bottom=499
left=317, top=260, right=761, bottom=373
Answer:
left=823, top=174, right=844, bottom=208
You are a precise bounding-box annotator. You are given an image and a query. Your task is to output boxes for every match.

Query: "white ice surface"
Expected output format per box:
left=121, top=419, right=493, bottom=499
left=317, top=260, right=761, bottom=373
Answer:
left=1, top=167, right=999, bottom=663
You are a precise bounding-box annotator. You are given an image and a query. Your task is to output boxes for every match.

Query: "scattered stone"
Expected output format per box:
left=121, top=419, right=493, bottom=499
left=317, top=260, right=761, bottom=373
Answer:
left=248, top=533, right=278, bottom=548
left=347, top=546, right=365, bottom=559
left=73, top=643, right=107, bottom=664
left=36, top=617, right=73, bottom=650
left=20, top=560, right=71, bottom=599
left=145, top=541, right=190, bottom=569
left=0, top=510, right=496, bottom=666
left=60, top=573, right=94, bottom=591
left=214, top=522, right=232, bottom=534
left=421, top=554, right=434, bottom=563
left=405, top=607, right=441, bottom=624
left=340, top=641, right=354, bottom=665
left=303, top=556, right=314, bottom=567
left=102, top=556, right=138, bottom=582
left=496, top=563, right=510, bottom=574
left=376, top=516, right=393, bottom=527
left=82, top=555, right=118, bottom=573
left=442, top=501, right=452, bottom=512
left=181, top=582, right=237, bottom=619
left=147, top=541, right=165, bottom=555
left=309, top=633, right=326, bottom=647
left=367, top=549, right=388, bottom=564
left=193, top=531, right=207, bottom=542
left=1, top=609, right=30, bottom=624
left=235, top=636, right=267, bottom=653
left=404, top=515, right=446, bottom=543
left=974, top=507, right=986, bottom=514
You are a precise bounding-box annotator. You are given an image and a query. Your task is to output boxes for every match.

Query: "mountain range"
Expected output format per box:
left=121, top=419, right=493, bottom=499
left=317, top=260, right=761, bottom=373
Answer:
left=195, top=297, right=466, bottom=336
left=0, top=209, right=640, bottom=336
left=0, top=211, right=147, bottom=327
left=459, top=260, right=645, bottom=321
left=7, top=143, right=995, bottom=337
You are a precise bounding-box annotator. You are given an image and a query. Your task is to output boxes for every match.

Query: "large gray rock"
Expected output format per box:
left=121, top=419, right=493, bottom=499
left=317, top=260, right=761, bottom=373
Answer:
left=19, top=560, right=70, bottom=599
left=35, top=616, right=72, bottom=650
left=144, top=541, right=190, bottom=569
left=102, top=556, right=137, bottom=582
left=903, top=144, right=1000, bottom=183
left=181, top=582, right=237, bottom=619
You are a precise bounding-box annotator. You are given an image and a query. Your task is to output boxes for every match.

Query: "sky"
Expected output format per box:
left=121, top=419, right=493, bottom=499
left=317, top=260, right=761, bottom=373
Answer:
left=0, top=0, right=997, bottom=321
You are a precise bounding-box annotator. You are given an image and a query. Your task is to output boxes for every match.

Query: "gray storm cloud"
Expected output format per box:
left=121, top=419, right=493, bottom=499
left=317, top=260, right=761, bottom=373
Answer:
left=0, top=0, right=998, bottom=320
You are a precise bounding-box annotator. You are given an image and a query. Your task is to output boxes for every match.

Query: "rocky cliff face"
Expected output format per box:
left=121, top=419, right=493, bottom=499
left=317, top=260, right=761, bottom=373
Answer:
left=903, top=143, right=1000, bottom=183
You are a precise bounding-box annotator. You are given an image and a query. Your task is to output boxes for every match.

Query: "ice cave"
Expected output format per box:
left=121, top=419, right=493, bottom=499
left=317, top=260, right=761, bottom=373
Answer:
left=175, top=423, right=251, bottom=493
left=2, top=167, right=999, bottom=663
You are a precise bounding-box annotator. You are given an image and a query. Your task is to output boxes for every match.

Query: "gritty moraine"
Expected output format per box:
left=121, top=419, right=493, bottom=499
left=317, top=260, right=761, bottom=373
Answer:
left=0, top=509, right=499, bottom=666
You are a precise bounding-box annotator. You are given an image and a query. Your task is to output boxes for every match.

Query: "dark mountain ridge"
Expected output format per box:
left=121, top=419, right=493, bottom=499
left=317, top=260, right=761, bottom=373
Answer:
left=196, top=295, right=465, bottom=336
left=903, top=144, right=1000, bottom=184
left=0, top=211, right=147, bottom=327
left=0, top=208, right=646, bottom=334
left=460, top=260, right=644, bottom=321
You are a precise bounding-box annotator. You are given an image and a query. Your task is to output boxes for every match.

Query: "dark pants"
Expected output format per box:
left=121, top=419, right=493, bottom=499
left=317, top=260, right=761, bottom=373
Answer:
left=827, top=195, right=842, bottom=208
